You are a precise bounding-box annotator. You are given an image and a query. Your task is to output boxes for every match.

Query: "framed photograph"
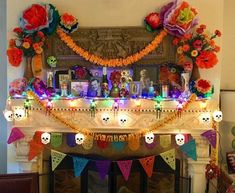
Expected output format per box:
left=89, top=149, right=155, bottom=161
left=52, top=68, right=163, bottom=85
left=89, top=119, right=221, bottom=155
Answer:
left=55, top=70, right=71, bottom=90
left=129, top=81, right=142, bottom=98
left=227, top=152, right=235, bottom=173
left=71, top=81, right=89, bottom=97
left=87, top=77, right=102, bottom=97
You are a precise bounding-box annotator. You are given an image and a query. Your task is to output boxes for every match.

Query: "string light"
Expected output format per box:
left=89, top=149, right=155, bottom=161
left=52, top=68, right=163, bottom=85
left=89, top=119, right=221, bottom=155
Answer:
left=113, top=100, right=119, bottom=116
left=155, top=100, right=162, bottom=119
left=200, top=100, right=207, bottom=110
left=177, top=101, right=183, bottom=117
left=90, top=100, right=96, bottom=117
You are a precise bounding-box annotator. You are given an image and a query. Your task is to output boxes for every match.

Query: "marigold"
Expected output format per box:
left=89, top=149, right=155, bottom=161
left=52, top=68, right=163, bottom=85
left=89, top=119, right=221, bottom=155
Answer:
left=215, top=30, right=222, bottom=37
left=214, top=46, right=220, bottom=53
left=22, top=42, right=30, bottom=49
left=172, top=38, right=180, bottom=45
left=191, top=50, right=198, bottom=57
left=34, top=47, right=43, bottom=54
left=195, top=51, right=218, bottom=69
left=182, top=44, right=190, bottom=52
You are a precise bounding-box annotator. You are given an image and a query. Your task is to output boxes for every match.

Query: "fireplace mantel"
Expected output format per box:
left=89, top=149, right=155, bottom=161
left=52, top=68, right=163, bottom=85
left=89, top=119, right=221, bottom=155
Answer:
left=9, top=98, right=217, bottom=193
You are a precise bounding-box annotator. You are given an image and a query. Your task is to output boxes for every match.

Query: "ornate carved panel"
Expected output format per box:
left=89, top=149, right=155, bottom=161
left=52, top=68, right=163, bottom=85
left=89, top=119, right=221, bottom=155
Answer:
left=44, top=27, right=176, bottom=68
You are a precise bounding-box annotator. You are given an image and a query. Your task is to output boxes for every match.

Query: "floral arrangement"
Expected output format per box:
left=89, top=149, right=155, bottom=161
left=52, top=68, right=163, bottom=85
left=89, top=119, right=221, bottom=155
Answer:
left=173, top=24, right=221, bottom=69
left=110, top=70, right=122, bottom=85
left=205, top=161, right=221, bottom=180
left=9, top=78, right=27, bottom=96
left=59, top=13, right=79, bottom=33
left=190, top=78, right=213, bottom=98
left=144, top=13, right=162, bottom=32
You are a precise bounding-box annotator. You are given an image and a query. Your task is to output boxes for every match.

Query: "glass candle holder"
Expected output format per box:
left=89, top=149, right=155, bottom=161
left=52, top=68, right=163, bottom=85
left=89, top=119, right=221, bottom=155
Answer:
left=161, top=84, right=169, bottom=98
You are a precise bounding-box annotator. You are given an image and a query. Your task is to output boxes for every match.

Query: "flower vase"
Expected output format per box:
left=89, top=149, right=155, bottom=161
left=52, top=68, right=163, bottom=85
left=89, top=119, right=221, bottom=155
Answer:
left=190, top=62, right=200, bottom=81
left=24, top=57, right=34, bottom=80
left=110, top=83, right=120, bottom=98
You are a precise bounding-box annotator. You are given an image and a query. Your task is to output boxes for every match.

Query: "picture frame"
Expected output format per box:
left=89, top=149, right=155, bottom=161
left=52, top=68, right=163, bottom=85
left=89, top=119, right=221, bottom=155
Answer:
left=226, top=152, right=235, bottom=173
left=129, top=81, right=142, bottom=98
left=70, top=81, right=89, bottom=97
left=54, top=70, right=71, bottom=90
left=87, top=77, right=102, bottom=97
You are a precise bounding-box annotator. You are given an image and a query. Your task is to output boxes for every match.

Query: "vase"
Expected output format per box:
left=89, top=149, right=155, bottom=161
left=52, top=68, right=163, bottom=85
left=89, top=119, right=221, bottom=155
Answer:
left=181, top=72, right=191, bottom=98
left=24, top=57, right=34, bottom=80
left=110, top=83, right=120, bottom=98
left=191, top=62, right=200, bottom=81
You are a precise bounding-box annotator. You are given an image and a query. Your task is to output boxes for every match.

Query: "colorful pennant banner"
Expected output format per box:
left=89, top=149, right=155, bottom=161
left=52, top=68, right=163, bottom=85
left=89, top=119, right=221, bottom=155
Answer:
left=51, top=133, right=63, bottom=148
left=180, top=139, right=197, bottom=161
left=73, top=157, right=89, bottom=177
left=160, top=149, right=176, bottom=170
left=112, top=141, right=126, bottom=151
left=51, top=150, right=66, bottom=171
left=7, top=127, right=25, bottom=144
left=160, top=135, right=171, bottom=148
left=117, top=160, right=133, bottom=181
left=28, top=140, right=44, bottom=161
left=67, top=133, right=76, bottom=147
left=201, top=130, right=217, bottom=148
left=95, top=160, right=111, bottom=180
left=139, top=156, right=155, bottom=177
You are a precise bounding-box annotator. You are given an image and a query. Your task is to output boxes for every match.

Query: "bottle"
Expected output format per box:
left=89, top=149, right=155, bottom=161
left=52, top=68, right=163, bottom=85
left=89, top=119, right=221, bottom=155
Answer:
left=47, top=71, right=54, bottom=88
left=148, top=81, right=155, bottom=98
left=102, top=67, right=109, bottom=97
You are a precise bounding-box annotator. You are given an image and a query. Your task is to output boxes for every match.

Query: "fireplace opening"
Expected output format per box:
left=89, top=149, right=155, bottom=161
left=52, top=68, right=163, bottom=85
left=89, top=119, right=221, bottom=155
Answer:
left=49, top=154, right=191, bottom=193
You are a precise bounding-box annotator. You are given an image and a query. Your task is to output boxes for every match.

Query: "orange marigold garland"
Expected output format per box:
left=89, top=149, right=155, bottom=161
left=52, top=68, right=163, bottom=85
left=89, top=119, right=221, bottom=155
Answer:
left=57, top=28, right=167, bottom=67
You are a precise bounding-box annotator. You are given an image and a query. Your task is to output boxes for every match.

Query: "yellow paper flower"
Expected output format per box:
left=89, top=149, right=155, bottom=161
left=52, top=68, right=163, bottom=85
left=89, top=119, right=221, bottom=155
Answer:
left=177, top=46, right=183, bottom=54
left=191, top=50, right=198, bottom=57
left=22, top=42, right=30, bottom=49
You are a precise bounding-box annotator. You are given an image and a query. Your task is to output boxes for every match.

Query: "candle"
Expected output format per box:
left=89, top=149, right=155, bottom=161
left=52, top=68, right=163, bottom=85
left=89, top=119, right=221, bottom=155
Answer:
left=161, top=84, right=169, bottom=98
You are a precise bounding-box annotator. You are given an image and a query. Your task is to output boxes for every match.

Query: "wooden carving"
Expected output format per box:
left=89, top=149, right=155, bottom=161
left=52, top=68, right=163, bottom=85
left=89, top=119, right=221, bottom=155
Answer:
left=44, top=27, right=176, bottom=68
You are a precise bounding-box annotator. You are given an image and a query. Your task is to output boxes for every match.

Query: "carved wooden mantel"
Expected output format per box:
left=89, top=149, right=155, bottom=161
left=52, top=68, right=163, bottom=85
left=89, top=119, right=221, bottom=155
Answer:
left=44, top=27, right=176, bottom=68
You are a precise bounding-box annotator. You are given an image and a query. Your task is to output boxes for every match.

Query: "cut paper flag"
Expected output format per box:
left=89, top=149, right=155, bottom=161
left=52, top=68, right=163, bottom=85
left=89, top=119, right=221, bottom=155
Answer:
left=28, top=140, right=44, bottom=161
left=112, top=141, right=126, bottom=151
left=82, top=136, right=93, bottom=150
left=160, top=149, right=175, bottom=170
left=128, top=136, right=140, bottom=151
left=117, top=160, right=133, bottom=181
left=139, top=156, right=155, bottom=177
left=95, top=160, right=111, bottom=180
left=51, top=133, right=63, bottom=148
left=160, top=135, right=171, bottom=148
left=73, top=157, right=89, bottom=177
left=67, top=133, right=76, bottom=147
left=97, top=140, right=109, bottom=149
left=201, top=130, right=216, bottom=148
left=7, top=127, right=25, bottom=144
left=51, top=150, right=66, bottom=171
left=33, top=131, right=43, bottom=145
left=180, top=139, right=197, bottom=161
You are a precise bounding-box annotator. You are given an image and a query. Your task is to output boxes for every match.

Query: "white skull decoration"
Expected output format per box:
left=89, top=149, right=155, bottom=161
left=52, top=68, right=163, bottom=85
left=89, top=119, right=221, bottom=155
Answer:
left=13, top=107, right=25, bottom=121
left=199, top=112, right=211, bottom=125
left=213, top=110, right=223, bottom=122
left=145, top=133, right=155, bottom=144
left=41, top=132, right=51, bottom=145
left=3, top=109, right=14, bottom=122
left=75, top=133, right=85, bottom=145
left=118, top=115, right=128, bottom=126
left=175, top=134, right=185, bottom=146
left=101, top=114, right=111, bottom=125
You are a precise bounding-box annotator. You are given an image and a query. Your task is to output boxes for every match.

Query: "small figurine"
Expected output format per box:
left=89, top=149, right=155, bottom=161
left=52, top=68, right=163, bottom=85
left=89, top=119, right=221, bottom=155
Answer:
left=140, top=69, right=150, bottom=97
left=148, top=81, right=155, bottom=98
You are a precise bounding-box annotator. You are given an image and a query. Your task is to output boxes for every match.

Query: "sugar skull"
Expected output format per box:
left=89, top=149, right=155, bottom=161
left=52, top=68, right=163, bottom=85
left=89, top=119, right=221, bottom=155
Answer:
left=199, top=112, right=211, bottom=125
left=47, top=56, right=57, bottom=68
left=101, top=114, right=111, bottom=125
left=13, top=107, right=25, bottom=121
left=145, top=132, right=155, bottom=144
left=175, top=134, right=185, bottom=146
left=3, top=109, right=14, bottom=121
left=75, top=133, right=85, bottom=145
left=118, top=114, right=128, bottom=126
left=213, top=110, right=223, bottom=122
left=41, top=132, right=51, bottom=145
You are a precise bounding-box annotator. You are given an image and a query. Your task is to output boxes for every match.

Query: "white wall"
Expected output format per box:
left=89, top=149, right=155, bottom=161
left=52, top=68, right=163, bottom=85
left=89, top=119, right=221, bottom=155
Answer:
left=6, top=0, right=223, bottom=172
left=221, top=0, right=235, bottom=90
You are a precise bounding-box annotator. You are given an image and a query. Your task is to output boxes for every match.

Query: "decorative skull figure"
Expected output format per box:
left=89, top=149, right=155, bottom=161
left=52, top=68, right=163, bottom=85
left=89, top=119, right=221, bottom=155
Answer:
left=175, top=134, right=185, bottom=146
left=199, top=112, right=211, bottom=125
left=3, top=109, right=14, bottom=122
left=213, top=110, right=223, bottom=122
left=101, top=114, right=111, bottom=125
left=75, top=133, right=85, bottom=145
left=13, top=107, right=25, bottom=121
left=145, top=132, right=155, bottom=144
left=47, top=56, right=57, bottom=68
left=118, top=115, right=128, bottom=126
left=41, top=132, right=51, bottom=145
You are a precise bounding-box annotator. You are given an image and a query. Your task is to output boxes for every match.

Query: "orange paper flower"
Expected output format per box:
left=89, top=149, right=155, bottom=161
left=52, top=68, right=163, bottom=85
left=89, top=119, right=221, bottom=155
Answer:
left=7, top=47, right=23, bottom=67
left=195, top=51, right=218, bottom=69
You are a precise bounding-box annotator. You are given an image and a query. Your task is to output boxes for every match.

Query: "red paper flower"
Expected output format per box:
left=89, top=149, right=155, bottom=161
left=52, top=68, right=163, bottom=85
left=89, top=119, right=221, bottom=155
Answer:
left=195, top=51, right=218, bottom=69
left=145, top=12, right=161, bottom=30
left=21, top=4, right=48, bottom=31
left=75, top=68, right=87, bottom=79
left=205, top=161, right=220, bottom=180
left=7, top=47, right=23, bottom=67
left=195, top=79, right=212, bottom=94
left=193, top=39, right=203, bottom=51
left=110, top=70, right=122, bottom=85
left=215, top=30, right=222, bottom=37
left=172, top=38, right=180, bottom=45
left=61, top=13, right=77, bottom=26
left=13, top=27, right=23, bottom=34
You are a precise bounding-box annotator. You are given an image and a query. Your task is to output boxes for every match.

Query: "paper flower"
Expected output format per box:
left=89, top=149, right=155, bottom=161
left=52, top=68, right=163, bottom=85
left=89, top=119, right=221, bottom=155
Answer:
left=160, top=1, right=198, bottom=37
left=195, top=79, right=212, bottom=94
left=7, top=47, right=23, bottom=67
left=9, top=78, right=27, bottom=96
left=145, top=12, right=162, bottom=32
left=195, top=51, right=218, bottom=69
left=59, top=13, right=79, bottom=33
left=110, top=70, right=122, bottom=85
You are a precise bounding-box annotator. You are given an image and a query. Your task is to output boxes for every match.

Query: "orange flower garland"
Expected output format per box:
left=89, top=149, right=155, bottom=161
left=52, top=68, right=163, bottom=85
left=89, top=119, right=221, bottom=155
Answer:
left=56, top=28, right=168, bottom=67
left=27, top=91, right=197, bottom=142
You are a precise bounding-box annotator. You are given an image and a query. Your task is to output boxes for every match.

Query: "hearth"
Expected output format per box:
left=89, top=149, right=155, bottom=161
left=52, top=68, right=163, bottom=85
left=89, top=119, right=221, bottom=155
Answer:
left=50, top=154, right=191, bottom=193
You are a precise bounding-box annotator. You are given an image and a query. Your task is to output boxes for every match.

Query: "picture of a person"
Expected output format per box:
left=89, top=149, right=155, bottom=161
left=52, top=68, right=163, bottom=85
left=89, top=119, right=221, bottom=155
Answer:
left=87, top=78, right=101, bottom=97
